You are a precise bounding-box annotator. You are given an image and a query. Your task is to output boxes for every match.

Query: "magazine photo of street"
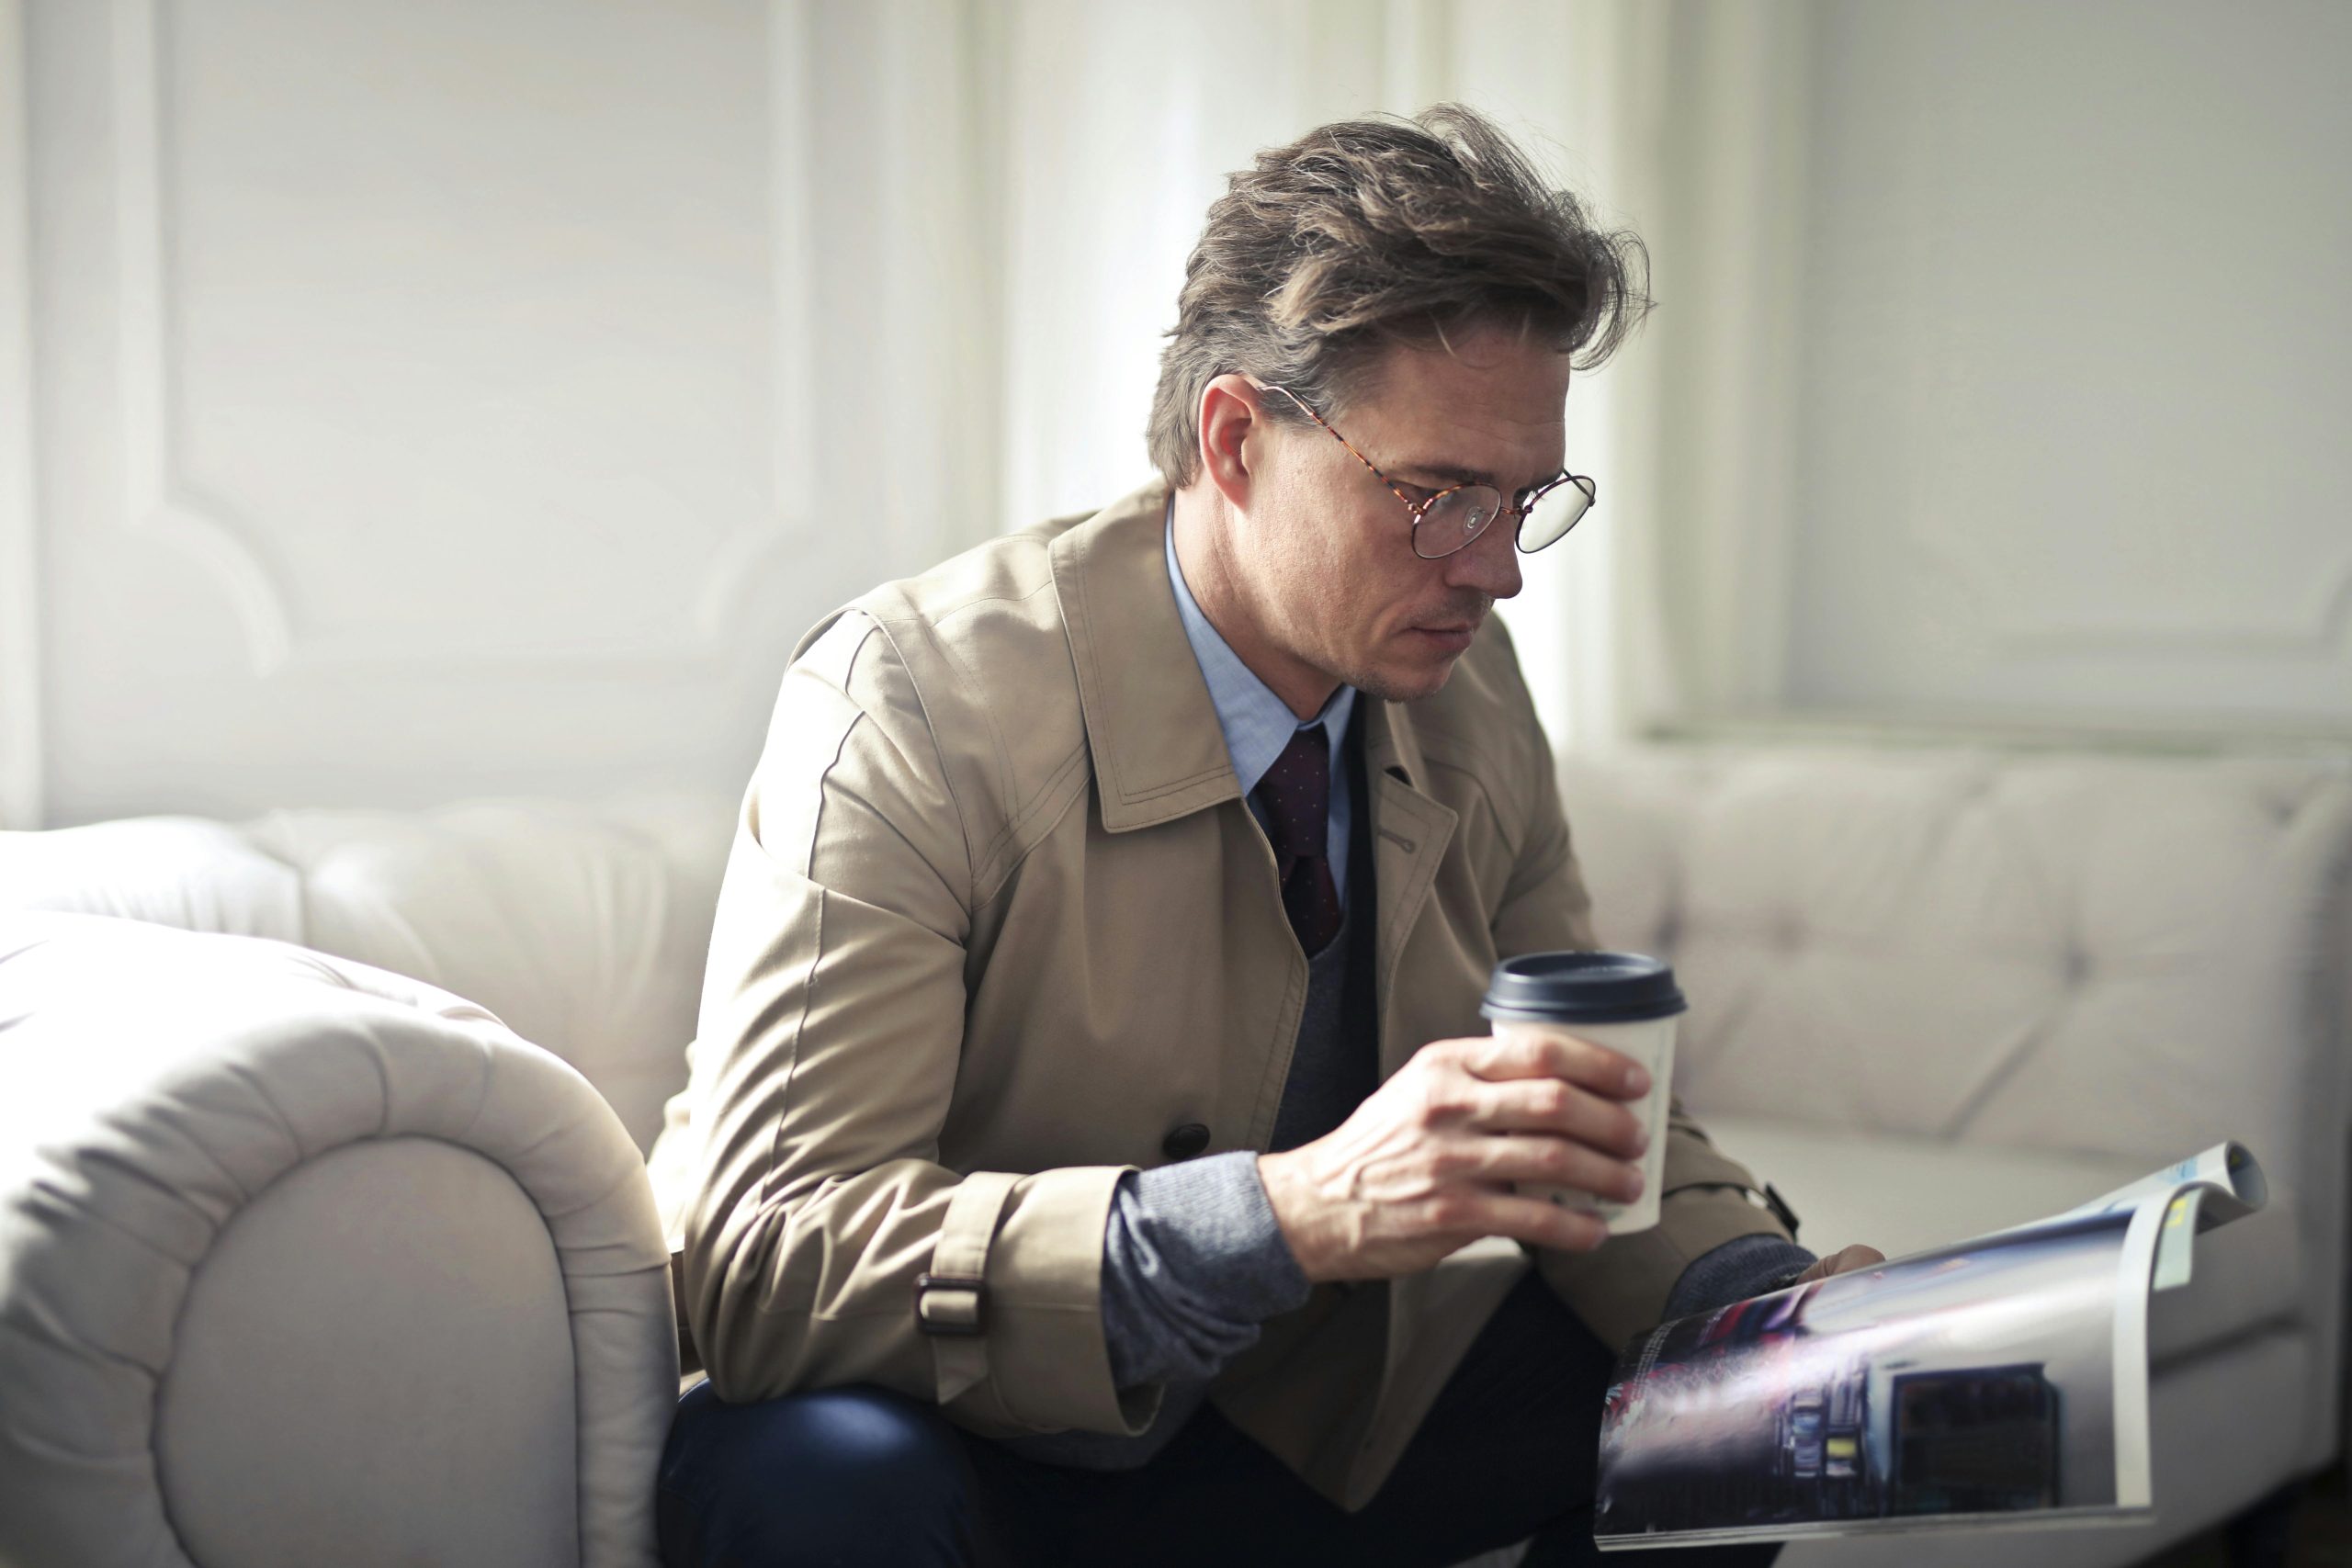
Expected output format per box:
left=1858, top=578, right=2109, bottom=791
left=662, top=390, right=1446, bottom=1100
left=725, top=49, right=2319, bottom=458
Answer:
left=1595, top=1208, right=2140, bottom=1546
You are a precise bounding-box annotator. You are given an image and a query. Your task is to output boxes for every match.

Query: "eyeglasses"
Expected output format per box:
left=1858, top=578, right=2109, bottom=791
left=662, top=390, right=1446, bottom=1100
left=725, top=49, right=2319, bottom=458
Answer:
left=1253, top=380, right=1596, bottom=560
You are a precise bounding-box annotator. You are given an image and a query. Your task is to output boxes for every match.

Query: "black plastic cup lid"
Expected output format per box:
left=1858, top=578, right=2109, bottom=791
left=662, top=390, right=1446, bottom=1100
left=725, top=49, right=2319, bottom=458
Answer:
left=1480, top=951, right=1687, bottom=1025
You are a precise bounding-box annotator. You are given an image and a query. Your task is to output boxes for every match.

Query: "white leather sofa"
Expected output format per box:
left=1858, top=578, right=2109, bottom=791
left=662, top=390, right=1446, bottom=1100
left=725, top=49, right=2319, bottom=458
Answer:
left=1, top=744, right=2345, bottom=1568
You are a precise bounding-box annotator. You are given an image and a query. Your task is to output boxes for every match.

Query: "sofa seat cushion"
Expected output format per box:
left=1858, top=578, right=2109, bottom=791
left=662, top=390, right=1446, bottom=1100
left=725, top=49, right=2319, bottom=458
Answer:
left=1694, top=1112, right=2304, bottom=1367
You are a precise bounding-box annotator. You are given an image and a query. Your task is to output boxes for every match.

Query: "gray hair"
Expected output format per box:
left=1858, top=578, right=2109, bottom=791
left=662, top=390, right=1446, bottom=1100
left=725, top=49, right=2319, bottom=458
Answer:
left=1147, top=103, right=1653, bottom=491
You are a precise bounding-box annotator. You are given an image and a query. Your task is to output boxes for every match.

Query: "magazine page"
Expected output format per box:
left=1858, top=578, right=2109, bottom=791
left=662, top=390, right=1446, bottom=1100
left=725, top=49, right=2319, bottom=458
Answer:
left=2047, top=1141, right=2266, bottom=1226
left=1590, top=1141, right=2266, bottom=1551
left=2044, top=1142, right=2266, bottom=1293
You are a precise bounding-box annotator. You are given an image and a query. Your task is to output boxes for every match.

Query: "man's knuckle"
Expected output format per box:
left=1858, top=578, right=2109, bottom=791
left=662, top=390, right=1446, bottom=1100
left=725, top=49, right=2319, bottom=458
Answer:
left=1555, top=1147, right=1600, bottom=1187
left=1427, top=1192, right=1476, bottom=1230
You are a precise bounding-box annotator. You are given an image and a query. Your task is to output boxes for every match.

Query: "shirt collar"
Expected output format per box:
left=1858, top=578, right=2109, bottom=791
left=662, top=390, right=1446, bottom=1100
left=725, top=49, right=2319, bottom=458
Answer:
left=1162, top=496, right=1357, bottom=796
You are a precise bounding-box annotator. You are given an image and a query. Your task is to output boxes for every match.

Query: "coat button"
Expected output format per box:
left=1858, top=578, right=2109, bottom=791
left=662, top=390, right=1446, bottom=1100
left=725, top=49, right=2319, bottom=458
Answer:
left=1161, top=1122, right=1211, bottom=1159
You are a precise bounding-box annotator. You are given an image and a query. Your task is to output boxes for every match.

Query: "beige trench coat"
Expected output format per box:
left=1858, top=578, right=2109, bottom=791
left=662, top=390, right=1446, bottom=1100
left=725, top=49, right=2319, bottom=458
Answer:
left=649, top=479, right=1793, bottom=1513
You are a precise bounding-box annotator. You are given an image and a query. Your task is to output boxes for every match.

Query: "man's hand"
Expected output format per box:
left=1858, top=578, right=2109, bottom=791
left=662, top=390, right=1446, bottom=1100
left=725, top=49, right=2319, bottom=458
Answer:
left=1255, top=1030, right=1652, bottom=1283
left=1792, top=1244, right=1886, bottom=1285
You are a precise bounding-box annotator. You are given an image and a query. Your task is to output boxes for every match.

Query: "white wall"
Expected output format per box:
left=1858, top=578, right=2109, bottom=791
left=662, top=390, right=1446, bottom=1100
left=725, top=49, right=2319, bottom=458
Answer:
left=1649, top=0, right=2352, bottom=739
left=13, top=2, right=2336, bottom=832
left=4, top=0, right=1663, bottom=829
left=1, top=0, right=40, bottom=831
left=16, top=0, right=836, bottom=827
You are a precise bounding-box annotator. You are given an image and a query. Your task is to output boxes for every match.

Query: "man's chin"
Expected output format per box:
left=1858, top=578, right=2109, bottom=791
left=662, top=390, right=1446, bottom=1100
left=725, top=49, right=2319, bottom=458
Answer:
left=1351, top=660, right=1457, bottom=705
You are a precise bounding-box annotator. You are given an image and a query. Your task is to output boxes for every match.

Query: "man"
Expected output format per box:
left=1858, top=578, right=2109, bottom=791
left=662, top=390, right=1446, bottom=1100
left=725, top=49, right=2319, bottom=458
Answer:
left=648, top=105, right=1883, bottom=1566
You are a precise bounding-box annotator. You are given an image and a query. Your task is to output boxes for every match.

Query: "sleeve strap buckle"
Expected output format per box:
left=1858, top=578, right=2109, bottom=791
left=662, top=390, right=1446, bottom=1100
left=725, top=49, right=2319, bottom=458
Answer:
left=913, top=1271, right=987, bottom=1337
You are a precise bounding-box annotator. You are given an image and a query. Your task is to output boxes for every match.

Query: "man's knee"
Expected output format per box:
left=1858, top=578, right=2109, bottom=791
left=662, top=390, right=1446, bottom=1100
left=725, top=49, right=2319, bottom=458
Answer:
left=659, top=1380, right=982, bottom=1567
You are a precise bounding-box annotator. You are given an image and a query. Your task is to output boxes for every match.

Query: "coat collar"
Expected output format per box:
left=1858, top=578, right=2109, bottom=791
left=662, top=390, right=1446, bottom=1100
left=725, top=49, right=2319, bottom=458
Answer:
left=1049, top=480, right=1442, bottom=830
left=1051, top=480, right=1461, bottom=1124
left=1048, top=484, right=1448, bottom=851
left=1049, top=481, right=1235, bottom=830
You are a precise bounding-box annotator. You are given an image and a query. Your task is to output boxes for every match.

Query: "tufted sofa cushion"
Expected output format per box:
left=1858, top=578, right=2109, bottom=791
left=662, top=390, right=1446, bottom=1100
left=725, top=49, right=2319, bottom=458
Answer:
left=0, top=794, right=735, bottom=1152
left=1558, top=747, right=2352, bottom=1175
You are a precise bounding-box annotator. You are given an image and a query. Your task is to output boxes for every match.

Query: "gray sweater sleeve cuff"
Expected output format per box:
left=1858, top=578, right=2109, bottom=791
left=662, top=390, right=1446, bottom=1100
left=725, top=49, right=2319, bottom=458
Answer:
left=1099, top=1150, right=1315, bottom=1392
left=1661, top=1232, right=1819, bottom=1324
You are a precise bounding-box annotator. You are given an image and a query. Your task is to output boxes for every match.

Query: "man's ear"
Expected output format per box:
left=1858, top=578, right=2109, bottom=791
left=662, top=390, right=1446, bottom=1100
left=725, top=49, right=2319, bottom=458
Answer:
left=1196, top=375, right=1262, bottom=511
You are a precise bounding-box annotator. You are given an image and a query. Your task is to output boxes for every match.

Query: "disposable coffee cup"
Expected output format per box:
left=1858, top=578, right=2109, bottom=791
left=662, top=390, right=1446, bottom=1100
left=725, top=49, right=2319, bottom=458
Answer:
left=1479, top=951, right=1686, bottom=1235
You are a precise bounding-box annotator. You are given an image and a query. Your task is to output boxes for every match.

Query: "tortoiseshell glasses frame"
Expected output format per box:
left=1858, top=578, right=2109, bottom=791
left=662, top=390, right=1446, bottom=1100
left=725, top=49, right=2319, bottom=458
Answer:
left=1252, top=379, right=1597, bottom=559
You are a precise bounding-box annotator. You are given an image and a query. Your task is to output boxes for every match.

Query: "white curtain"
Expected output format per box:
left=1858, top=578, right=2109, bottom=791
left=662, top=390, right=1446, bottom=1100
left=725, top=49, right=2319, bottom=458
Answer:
left=775, top=0, right=1704, bottom=756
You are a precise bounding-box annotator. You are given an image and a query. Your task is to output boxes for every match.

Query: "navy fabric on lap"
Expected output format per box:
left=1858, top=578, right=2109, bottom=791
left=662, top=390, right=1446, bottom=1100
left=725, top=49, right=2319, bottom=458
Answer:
left=656, top=1269, right=1785, bottom=1568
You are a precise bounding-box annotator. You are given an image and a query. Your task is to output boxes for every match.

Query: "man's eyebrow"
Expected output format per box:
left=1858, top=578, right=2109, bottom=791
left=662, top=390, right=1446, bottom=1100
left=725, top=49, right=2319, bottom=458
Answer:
left=1396, top=459, right=1563, bottom=493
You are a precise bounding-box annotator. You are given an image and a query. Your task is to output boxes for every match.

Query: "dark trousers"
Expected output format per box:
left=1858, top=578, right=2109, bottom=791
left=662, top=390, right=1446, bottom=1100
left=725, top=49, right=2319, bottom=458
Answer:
left=657, top=1268, right=1783, bottom=1567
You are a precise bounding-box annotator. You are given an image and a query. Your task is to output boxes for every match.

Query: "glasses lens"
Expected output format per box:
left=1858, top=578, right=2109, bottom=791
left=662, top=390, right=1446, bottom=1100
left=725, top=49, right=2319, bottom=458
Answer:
left=1519, top=476, right=1594, bottom=552
left=1414, top=485, right=1504, bottom=558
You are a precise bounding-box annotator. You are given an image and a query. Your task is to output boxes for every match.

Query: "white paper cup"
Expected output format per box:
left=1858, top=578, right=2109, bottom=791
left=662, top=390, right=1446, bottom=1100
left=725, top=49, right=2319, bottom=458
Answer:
left=1487, top=1014, right=1677, bottom=1234
left=1480, top=953, right=1687, bottom=1237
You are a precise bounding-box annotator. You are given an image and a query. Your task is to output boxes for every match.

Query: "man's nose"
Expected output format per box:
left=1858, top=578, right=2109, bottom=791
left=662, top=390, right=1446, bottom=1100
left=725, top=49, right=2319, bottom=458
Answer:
left=1448, top=512, right=1524, bottom=600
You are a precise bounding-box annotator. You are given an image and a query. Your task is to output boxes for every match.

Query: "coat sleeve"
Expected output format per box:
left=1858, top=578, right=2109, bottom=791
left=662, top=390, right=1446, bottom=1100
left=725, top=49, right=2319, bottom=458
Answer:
left=675, top=608, right=1152, bottom=1438
left=1482, top=631, right=1795, bottom=1357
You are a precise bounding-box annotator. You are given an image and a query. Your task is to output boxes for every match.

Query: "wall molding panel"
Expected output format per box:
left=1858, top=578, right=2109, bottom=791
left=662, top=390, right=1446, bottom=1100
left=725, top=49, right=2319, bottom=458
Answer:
left=27, top=0, right=1030, bottom=820
left=111, top=0, right=289, bottom=673
left=108, top=0, right=807, bottom=678
left=1769, top=2, right=2352, bottom=733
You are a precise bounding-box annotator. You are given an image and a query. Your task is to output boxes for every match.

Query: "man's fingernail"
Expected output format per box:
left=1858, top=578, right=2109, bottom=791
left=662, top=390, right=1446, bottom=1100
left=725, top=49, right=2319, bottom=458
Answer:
left=1626, top=1065, right=1650, bottom=1094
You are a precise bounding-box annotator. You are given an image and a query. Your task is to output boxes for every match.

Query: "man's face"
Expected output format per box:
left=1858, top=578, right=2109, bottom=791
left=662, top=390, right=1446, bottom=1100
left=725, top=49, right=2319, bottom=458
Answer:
left=1239, top=321, right=1573, bottom=705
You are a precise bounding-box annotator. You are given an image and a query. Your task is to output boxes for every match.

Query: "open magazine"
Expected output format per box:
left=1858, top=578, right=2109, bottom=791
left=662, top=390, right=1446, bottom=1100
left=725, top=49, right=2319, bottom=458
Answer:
left=1593, top=1141, right=2268, bottom=1551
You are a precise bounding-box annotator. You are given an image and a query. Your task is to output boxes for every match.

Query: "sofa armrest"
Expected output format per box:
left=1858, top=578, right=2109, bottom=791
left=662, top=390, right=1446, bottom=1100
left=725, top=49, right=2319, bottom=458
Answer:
left=0, top=912, right=677, bottom=1568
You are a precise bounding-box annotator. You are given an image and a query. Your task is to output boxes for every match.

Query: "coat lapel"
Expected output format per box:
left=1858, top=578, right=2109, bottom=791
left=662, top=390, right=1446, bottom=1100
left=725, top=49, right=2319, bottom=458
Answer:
left=1358, top=695, right=1460, bottom=1387
left=1049, top=478, right=1464, bottom=1089
left=1047, top=482, right=1242, bottom=831
left=1360, top=696, right=1459, bottom=1085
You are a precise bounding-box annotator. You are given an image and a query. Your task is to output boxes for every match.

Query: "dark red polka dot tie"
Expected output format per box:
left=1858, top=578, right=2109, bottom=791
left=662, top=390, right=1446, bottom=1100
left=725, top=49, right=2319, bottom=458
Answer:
left=1255, top=725, right=1342, bottom=957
